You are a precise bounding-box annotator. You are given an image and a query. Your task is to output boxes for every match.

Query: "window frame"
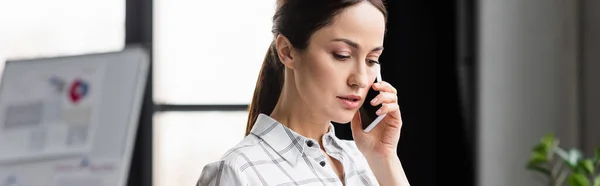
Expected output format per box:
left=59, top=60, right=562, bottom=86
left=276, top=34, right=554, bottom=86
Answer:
left=125, top=0, right=250, bottom=185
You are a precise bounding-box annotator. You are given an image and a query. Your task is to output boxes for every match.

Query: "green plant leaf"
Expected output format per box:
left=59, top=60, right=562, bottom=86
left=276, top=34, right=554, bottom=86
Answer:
left=541, top=133, right=555, bottom=147
left=594, top=148, right=600, bottom=167
left=540, top=134, right=557, bottom=154
left=526, top=162, right=551, bottom=176
left=533, top=143, right=549, bottom=156
left=529, top=149, right=549, bottom=165
left=593, top=176, right=600, bottom=186
left=579, top=159, right=595, bottom=175
left=568, top=173, right=590, bottom=186
left=556, top=148, right=584, bottom=172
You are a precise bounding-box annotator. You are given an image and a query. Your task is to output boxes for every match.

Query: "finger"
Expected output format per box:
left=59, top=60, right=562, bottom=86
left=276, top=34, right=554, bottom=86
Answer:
left=372, top=81, right=397, bottom=94
left=376, top=103, right=400, bottom=116
left=389, top=105, right=402, bottom=123
left=378, top=103, right=403, bottom=128
left=370, top=92, right=398, bottom=106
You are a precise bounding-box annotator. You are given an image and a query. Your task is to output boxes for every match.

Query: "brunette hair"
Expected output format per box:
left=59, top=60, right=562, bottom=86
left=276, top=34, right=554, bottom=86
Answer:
left=246, top=0, right=387, bottom=136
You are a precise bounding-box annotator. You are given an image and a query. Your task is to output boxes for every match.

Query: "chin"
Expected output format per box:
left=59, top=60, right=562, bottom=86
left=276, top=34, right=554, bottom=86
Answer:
left=330, top=110, right=356, bottom=124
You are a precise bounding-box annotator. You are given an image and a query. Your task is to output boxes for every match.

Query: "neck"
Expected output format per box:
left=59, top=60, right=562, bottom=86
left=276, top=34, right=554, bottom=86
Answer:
left=270, top=71, right=331, bottom=146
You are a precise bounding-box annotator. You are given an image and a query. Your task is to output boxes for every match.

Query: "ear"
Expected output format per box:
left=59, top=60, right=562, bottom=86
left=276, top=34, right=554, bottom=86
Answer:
left=275, top=34, right=297, bottom=69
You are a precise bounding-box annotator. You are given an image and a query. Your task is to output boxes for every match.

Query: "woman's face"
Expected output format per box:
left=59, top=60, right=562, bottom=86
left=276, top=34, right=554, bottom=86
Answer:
left=293, top=2, right=386, bottom=123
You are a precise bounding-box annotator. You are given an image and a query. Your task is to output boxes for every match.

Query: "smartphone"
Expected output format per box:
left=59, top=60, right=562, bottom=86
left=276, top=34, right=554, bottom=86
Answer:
left=360, top=72, right=386, bottom=132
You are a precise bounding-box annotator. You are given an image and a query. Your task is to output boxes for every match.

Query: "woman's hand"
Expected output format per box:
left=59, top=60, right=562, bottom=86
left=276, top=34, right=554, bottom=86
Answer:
left=350, top=81, right=402, bottom=158
left=350, top=81, right=410, bottom=185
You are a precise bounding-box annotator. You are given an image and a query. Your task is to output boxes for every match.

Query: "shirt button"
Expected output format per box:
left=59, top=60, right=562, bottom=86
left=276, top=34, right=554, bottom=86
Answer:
left=320, top=161, right=326, bottom=167
left=306, top=140, right=314, bottom=147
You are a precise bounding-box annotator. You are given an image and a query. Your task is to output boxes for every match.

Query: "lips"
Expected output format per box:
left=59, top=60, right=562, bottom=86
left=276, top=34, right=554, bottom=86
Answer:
left=337, top=95, right=361, bottom=109
left=337, top=95, right=360, bottom=101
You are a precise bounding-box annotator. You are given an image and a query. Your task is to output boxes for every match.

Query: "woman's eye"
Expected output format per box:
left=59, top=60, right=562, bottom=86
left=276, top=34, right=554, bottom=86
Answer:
left=333, top=53, right=351, bottom=60
left=368, top=59, right=380, bottom=65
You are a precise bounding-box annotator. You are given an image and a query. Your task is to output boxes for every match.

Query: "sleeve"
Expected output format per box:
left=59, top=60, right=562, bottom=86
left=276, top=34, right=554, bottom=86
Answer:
left=196, top=160, right=247, bottom=186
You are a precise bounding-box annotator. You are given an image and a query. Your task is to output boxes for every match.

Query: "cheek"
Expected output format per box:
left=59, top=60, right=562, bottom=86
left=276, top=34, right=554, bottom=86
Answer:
left=306, top=54, right=338, bottom=89
left=295, top=53, right=338, bottom=101
left=367, top=68, right=379, bottom=85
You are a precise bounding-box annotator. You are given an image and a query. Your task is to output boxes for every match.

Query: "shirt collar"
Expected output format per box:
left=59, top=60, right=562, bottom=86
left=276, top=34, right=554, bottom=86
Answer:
left=249, top=113, right=345, bottom=167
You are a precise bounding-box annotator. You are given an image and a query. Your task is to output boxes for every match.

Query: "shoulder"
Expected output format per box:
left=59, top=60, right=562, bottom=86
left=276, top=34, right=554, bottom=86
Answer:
left=196, top=135, right=265, bottom=186
left=218, top=134, right=267, bottom=165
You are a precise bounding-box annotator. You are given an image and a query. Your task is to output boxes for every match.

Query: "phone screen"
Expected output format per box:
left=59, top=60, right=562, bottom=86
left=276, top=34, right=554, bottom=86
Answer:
left=360, top=78, right=382, bottom=130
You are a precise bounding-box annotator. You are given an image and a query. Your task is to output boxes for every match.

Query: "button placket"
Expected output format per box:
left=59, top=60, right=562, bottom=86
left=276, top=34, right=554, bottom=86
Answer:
left=303, top=140, right=318, bottom=156
left=305, top=140, right=328, bottom=168
left=306, top=140, right=314, bottom=148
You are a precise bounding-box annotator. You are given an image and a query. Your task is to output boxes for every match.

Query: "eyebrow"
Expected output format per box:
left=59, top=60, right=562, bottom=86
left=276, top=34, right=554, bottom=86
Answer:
left=331, top=38, right=384, bottom=52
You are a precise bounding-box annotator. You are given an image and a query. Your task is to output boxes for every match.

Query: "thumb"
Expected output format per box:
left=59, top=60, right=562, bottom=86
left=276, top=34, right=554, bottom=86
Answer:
left=350, top=111, right=364, bottom=138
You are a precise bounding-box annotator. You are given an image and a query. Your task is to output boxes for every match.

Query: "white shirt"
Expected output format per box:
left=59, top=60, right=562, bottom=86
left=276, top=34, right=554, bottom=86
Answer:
left=196, top=113, right=381, bottom=186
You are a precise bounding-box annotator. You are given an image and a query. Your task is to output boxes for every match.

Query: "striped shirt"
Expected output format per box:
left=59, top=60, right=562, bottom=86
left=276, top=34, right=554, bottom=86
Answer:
left=196, top=113, right=380, bottom=186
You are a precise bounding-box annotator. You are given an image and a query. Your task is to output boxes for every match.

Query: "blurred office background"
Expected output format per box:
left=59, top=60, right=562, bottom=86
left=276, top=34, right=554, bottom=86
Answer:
left=1, top=0, right=599, bottom=185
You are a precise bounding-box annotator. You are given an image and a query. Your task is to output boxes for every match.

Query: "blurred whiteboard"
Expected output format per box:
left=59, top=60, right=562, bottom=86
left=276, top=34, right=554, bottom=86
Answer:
left=0, top=46, right=148, bottom=186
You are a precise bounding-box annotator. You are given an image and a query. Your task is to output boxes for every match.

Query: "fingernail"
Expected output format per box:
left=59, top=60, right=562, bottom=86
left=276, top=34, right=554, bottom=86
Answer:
left=376, top=109, right=382, bottom=115
left=371, top=98, right=378, bottom=104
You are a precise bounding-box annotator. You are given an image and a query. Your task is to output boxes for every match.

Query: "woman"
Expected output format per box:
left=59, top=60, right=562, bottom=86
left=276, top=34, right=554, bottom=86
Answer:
left=197, top=0, right=410, bottom=185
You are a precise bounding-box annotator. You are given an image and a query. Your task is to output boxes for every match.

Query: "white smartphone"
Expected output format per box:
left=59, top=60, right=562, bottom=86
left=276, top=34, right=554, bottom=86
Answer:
left=361, top=71, right=386, bottom=132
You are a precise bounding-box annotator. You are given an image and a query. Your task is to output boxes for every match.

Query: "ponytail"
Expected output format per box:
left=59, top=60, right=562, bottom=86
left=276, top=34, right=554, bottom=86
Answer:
left=246, top=42, right=284, bottom=136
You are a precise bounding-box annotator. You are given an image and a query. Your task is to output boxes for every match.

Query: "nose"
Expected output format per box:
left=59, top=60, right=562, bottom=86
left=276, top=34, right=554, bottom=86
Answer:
left=347, top=63, right=369, bottom=89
